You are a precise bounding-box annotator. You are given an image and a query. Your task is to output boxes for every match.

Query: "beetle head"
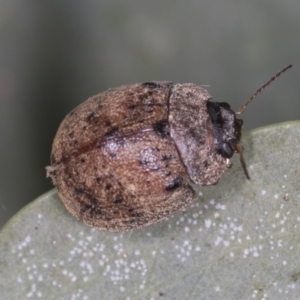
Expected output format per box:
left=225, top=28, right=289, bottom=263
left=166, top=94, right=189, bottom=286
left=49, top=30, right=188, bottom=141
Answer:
left=207, top=64, right=292, bottom=179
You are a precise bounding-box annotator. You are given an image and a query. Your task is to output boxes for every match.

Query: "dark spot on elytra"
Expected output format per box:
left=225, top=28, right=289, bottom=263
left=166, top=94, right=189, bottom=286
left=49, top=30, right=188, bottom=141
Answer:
left=143, top=105, right=154, bottom=114
left=68, top=131, right=74, bottom=138
left=60, top=154, right=69, bottom=164
left=142, top=82, right=162, bottom=89
left=85, top=203, right=96, bottom=211
left=86, top=112, right=95, bottom=122
left=105, top=127, right=118, bottom=137
left=109, top=152, right=116, bottom=158
left=124, top=219, right=136, bottom=224
left=74, top=187, right=85, bottom=194
left=165, top=175, right=183, bottom=191
left=117, top=181, right=123, bottom=188
left=103, top=216, right=112, bottom=222
left=114, top=198, right=123, bottom=204
left=202, top=160, right=208, bottom=168
left=161, top=154, right=172, bottom=161
left=153, top=120, right=170, bottom=138
left=89, top=205, right=102, bottom=216
left=80, top=158, right=86, bottom=163
left=132, top=212, right=144, bottom=218
left=128, top=208, right=134, bottom=213
left=96, top=177, right=102, bottom=183
left=165, top=170, right=171, bottom=176
left=128, top=104, right=137, bottom=110
left=105, top=184, right=112, bottom=190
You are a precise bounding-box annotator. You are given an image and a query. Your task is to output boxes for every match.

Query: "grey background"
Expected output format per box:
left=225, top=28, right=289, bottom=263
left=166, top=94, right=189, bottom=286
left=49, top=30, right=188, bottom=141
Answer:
left=0, top=1, right=299, bottom=229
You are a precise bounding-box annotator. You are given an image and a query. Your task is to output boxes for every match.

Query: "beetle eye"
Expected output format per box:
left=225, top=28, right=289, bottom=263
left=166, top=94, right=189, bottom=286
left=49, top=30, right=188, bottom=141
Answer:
left=220, top=142, right=234, bottom=158
left=236, top=119, right=243, bottom=127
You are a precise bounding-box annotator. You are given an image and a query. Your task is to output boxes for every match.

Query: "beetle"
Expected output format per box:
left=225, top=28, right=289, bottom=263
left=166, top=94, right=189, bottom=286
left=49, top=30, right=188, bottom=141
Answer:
left=47, top=65, right=292, bottom=232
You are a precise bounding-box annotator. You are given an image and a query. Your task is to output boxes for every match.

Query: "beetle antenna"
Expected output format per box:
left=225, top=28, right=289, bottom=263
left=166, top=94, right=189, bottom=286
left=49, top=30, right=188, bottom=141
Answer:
left=236, top=64, right=293, bottom=115
left=235, top=144, right=250, bottom=180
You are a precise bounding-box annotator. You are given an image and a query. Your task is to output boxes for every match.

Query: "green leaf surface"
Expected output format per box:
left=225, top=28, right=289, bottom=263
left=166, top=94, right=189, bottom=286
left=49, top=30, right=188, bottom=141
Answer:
left=1, top=121, right=300, bottom=300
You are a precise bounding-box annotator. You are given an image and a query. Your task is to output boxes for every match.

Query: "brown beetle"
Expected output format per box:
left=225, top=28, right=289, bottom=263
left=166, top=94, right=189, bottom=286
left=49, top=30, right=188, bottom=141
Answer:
left=47, top=65, right=292, bottom=232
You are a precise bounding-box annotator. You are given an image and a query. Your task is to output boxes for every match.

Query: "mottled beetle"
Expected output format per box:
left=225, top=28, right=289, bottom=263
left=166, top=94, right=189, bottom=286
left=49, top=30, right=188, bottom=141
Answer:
left=47, top=65, right=292, bottom=232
